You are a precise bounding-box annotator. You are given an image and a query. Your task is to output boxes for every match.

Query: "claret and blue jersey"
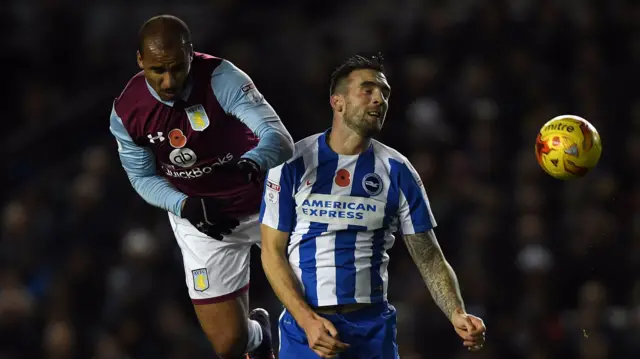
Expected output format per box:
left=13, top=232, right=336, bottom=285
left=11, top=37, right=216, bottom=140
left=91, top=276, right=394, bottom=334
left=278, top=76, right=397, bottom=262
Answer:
left=259, top=131, right=437, bottom=307
left=108, top=53, right=293, bottom=218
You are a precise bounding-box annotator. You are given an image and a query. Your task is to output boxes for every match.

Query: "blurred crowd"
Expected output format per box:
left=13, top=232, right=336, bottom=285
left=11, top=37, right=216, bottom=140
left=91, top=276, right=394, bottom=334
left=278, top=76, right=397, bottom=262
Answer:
left=2, top=0, right=640, bottom=358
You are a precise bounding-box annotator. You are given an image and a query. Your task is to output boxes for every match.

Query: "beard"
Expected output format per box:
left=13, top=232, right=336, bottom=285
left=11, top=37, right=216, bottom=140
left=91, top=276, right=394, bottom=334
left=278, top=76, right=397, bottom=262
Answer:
left=343, top=108, right=384, bottom=138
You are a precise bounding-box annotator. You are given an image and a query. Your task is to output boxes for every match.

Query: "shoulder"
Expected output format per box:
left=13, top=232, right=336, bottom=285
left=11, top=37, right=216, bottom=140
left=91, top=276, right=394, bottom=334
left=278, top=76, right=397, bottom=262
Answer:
left=267, top=133, right=321, bottom=176
left=192, top=52, right=224, bottom=75
left=371, top=139, right=411, bottom=166
left=113, top=71, right=151, bottom=119
left=209, top=56, right=252, bottom=88
left=191, top=52, right=246, bottom=82
left=372, top=140, right=424, bottom=190
left=205, top=56, right=256, bottom=104
left=112, top=70, right=167, bottom=138
left=287, top=133, right=323, bottom=164
left=266, top=134, right=321, bottom=187
left=112, top=72, right=160, bottom=139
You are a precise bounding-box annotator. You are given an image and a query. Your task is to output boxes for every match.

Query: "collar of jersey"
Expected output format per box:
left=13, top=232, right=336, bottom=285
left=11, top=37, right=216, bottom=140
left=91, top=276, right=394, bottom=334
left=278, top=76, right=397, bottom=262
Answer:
left=145, top=75, right=194, bottom=107
left=319, top=128, right=374, bottom=157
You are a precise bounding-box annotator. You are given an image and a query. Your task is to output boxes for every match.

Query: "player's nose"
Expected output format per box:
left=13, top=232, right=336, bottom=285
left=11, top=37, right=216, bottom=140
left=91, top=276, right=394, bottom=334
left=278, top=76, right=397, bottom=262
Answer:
left=161, top=72, right=177, bottom=89
left=371, top=90, right=384, bottom=105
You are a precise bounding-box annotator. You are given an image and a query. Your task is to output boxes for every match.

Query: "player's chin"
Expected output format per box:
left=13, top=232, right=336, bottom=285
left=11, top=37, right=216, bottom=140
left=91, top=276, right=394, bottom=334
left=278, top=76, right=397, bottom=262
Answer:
left=160, top=90, right=178, bottom=100
left=362, top=119, right=383, bottom=136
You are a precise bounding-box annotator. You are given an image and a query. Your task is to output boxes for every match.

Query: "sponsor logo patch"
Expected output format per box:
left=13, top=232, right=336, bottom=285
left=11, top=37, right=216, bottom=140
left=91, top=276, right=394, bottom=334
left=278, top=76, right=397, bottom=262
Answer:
left=266, top=180, right=281, bottom=192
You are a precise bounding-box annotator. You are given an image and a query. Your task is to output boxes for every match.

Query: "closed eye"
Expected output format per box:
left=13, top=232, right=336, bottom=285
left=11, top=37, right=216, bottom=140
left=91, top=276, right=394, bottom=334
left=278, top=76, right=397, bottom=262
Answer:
left=361, top=81, right=390, bottom=99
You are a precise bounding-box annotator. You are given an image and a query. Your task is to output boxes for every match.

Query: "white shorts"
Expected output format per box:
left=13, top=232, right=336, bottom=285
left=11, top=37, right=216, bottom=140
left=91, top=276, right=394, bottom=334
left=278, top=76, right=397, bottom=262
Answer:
left=168, top=212, right=261, bottom=304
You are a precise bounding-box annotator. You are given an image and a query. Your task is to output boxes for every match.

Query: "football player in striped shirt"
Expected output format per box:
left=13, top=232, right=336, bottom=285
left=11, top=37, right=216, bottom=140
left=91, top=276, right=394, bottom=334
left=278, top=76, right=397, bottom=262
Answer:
left=259, top=54, right=486, bottom=358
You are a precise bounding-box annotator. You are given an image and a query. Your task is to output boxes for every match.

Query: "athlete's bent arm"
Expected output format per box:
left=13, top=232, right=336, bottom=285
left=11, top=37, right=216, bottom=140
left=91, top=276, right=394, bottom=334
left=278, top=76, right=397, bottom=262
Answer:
left=396, top=158, right=486, bottom=348
left=109, top=106, right=187, bottom=216
left=259, top=162, right=312, bottom=321
left=212, top=60, right=294, bottom=170
left=394, top=158, right=465, bottom=320
left=260, top=163, right=349, bottom=358
left=403, top=230, right=464, bottom=321
left=260, top=225, right=316, bottom=324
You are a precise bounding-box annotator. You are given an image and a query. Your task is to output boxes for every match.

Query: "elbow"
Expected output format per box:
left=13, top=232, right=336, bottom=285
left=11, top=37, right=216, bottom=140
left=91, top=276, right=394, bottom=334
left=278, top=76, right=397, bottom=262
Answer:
left=259, top=225, right=289, bottom=265
left=127, top=173, right=151, bottom=191
left=280, top=135, right=294, bottom=162
left=126, top=173, right=157, bottom=199
left=260, top=247, right=278, bottom=274
left=260, top=241, right=287, bottom=269
left=273, top=128, right=294, bottom=162
left=260, top=244, right=279, bottom=263
left=127, top=173, right=143, bottom=189
left=265, top=131, right=294, bottom=168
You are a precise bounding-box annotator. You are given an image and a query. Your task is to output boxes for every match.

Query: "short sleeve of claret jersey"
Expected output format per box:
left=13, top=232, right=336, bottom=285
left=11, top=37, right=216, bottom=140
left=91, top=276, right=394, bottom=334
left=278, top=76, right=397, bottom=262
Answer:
left=394, top=159, right=437, bottom=235
left=259, top=162, right=296, bottom=233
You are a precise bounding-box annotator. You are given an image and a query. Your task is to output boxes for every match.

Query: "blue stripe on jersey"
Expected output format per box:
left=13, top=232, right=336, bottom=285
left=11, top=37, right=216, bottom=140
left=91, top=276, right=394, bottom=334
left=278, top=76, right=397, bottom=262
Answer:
left=393, top=159, right=433, bottom=232
left=334, top=149, right=375, bottom=304
left=299, top=137, right=338, bottom=305
left=370, top=158, right=401, bottom=302
left=277, top=160, right=299, bottom=232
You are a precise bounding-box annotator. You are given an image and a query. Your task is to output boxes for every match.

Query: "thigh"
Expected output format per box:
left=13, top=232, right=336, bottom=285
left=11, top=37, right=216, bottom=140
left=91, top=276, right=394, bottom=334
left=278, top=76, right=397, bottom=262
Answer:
left=193, top=291, right=249, bottom=353
left=169, top=212, right=258, bottom=301
left=341, top=303, right=399, bottom=359
left=372, top=303, right=399, bottom=359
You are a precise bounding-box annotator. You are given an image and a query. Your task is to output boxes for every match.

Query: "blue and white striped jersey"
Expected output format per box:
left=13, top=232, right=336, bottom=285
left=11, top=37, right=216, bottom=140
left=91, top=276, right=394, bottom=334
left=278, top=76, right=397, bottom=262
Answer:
left=259, top=131, right=436, bottom=307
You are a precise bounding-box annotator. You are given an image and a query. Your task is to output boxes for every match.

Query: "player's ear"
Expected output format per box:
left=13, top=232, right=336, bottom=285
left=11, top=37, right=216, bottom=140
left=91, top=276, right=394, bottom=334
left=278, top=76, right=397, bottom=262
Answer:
left=330, top=94, right=344, bottom=113
left=137, top=51, right=144, bottom=70
left=187, top=43, right=194, bottom=62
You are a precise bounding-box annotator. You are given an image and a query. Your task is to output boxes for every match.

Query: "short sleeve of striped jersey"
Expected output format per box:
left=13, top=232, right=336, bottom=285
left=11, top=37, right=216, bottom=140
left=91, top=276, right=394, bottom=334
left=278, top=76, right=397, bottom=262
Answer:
left=396, top=160, right=437, bottom=234
left=259, top=162, right=296, bottom=232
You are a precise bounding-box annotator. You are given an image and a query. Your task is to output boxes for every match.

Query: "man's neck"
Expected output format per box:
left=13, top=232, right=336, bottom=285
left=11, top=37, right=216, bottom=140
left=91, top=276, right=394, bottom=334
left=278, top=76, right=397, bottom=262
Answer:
left=327, top=122, right=370, bottom=156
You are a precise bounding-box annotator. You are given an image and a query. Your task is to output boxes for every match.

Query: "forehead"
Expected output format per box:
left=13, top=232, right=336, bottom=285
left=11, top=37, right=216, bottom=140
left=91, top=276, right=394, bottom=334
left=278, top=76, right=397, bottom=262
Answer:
left=347, top=69, right=390, bottom=88
left=142, top=37, right=188, bottom=63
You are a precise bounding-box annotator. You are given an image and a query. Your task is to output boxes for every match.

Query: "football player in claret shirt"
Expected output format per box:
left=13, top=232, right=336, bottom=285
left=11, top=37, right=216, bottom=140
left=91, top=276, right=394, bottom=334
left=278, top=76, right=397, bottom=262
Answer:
left=109, top=15, right=294, bottom=359
left=259, top=54, right=487, bottom=358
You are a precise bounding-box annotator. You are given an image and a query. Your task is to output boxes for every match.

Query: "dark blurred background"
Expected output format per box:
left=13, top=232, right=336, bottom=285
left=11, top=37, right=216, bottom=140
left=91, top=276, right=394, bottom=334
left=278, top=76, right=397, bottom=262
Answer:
left=2, top=0, right=639, bottom=358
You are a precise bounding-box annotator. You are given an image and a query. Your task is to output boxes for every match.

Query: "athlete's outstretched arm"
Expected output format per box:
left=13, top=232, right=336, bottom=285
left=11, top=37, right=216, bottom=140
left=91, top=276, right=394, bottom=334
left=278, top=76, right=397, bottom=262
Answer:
left=403, top=230, right=464, bottom=321
left=260, top=225, right=316, bottom=323
left=109, top=106, right=187, bottom=216
left=212, top=60, right=294, bottom=170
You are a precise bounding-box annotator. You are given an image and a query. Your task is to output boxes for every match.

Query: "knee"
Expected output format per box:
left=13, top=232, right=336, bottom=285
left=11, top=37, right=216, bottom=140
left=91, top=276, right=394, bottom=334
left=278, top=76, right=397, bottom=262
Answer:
left=208, top=328, right=248, bottom=359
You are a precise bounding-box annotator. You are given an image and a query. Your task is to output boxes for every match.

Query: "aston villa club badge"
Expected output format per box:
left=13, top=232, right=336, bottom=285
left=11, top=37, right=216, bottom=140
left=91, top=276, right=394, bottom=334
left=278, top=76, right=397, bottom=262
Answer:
left=185, top=104, right=210, bottom=131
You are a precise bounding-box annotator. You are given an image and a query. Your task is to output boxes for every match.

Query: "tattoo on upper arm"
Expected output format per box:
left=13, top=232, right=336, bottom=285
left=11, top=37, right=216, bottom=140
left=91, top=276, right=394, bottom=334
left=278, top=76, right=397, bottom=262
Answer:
left=403, top=230, right=463, bottom=320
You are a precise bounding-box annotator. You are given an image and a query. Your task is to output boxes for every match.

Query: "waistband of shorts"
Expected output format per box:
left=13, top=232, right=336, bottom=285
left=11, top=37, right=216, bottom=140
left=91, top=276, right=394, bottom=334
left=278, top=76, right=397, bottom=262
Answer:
left=313, top=301, right=388, bottom=316
left=169, top=211, right=259, bottom=224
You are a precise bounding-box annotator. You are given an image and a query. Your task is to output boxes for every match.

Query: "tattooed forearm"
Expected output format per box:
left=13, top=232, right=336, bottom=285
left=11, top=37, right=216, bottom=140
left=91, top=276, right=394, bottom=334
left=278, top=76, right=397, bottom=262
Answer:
left=403, top=230, right=464, bottom=321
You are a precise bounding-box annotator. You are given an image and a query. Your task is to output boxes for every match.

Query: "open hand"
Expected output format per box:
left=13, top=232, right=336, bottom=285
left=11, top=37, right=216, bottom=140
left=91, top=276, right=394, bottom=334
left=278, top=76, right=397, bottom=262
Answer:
left=451, top=309, right=486, bottom=351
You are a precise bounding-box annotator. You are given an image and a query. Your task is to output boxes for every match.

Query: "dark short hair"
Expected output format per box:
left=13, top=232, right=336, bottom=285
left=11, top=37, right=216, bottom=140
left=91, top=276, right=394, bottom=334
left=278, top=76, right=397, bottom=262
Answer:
left=138, top=15, right=192, bottom=56
left=329, top=53, right=386, bottom=95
